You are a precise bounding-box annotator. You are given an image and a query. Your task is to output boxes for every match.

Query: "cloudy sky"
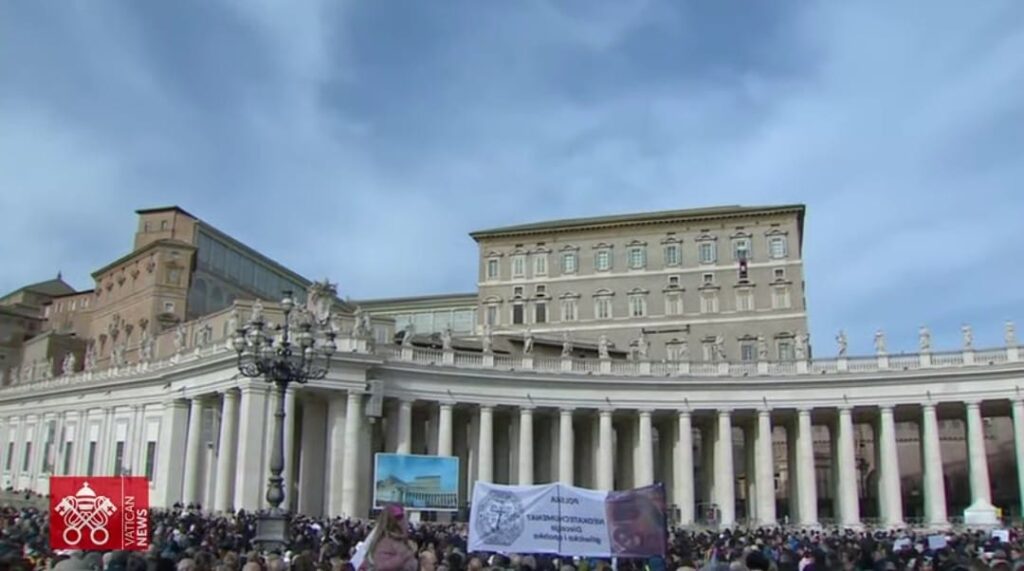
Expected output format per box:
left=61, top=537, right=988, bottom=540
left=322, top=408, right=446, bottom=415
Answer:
left=1, top=1, right=1022, bottom=355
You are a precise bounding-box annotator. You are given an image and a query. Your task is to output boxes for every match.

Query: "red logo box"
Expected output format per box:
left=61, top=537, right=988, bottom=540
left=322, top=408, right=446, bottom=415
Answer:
left=50, top=477, right=150, bottom=551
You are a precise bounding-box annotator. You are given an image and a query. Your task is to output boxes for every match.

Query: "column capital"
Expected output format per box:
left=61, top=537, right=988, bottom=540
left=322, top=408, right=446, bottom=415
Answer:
left=439, top=402, right=454, bottom=411
left=796, top=406, right=813, bottom=415
left=717, top=407, right=734, bottom=416
left=599, top=409, right=614, bottom=418
left=878, top=404, right=895, bottom=413
left=678, top=409, right=692, bottom=419
left=519, top=405, right=535, bottom=413
left=964, top=399, right=982, bottom=408
left=478, top=404, right=494, bottom=414
left=638, top=409, right=654, bottom=418
left=921, top=402, right=937, bottom=411
left=559, top=407, right=575, bottom=415
left=837, top=405, right=853, bottom=413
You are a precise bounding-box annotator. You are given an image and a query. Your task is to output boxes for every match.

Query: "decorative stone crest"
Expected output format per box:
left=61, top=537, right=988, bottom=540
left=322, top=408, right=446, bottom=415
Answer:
left=307, top=279, right=337, bottom=325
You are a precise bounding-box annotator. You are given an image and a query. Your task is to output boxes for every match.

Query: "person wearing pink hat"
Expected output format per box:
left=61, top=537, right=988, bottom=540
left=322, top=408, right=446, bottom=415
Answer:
left=359, top=504, right=417, bottom=571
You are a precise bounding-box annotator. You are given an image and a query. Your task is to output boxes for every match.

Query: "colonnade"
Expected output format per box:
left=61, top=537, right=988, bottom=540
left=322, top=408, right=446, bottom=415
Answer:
left=3, top=380, right=1023, bottom=528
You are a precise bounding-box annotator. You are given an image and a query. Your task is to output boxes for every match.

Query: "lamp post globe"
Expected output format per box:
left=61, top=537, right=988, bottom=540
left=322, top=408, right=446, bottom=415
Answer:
left=232, top=286, right=337, bottom=552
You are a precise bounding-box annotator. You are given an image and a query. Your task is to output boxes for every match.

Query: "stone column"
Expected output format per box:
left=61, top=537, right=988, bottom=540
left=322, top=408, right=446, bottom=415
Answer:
left=796, top=408, right=818, bottom=526
left=920, top=403, right=947, bottom=526
left=341, top=391, right=363, bottom=518
left=675, top=411, right=695, bottom=525
left=298, top=399, right=328, bottom=517
left=478, top=406, right=494, bottom=483
left=234, top=385, right=268, bottom=511
left=878, top=405, right=904, bottom=526
left=397, top=400, right=413, bottom=455
left=1013, top=399, right=1024, bottom=517
left=598, top=410, right=614, bottom=491
left=715, top=409, right=736, bottom=527
left=326, top=393, right=347, bottom=518
left=965, top=401, right=992, bottom=505
left=835, top=406, right=860, bottom=527
left=518, top=407, right=534, bottom=485
left=559, top=408, right=574, bottom=485
left=213, top=389, right=239, bottom=512
left=637, top=410, right=654, bottom=487
left=157, top=400, right=189, bottom=508
left=182, top=398, right=206, bottom=506
left=438, top=403, right=454, bottom=457
left=755, top=408, right=776, bottom=526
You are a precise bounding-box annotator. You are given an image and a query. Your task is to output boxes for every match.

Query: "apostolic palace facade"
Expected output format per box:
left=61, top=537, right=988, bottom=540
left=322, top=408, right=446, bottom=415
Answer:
left=1, top=204, right=1022, bottom=530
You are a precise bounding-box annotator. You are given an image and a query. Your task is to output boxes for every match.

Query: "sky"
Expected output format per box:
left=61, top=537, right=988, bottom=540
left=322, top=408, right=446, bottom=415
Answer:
left=1, top=1, right=1023, bottom=356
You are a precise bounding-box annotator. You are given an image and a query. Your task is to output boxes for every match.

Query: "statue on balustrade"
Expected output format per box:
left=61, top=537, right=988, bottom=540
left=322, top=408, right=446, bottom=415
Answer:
left=962, top=324, right=974, bottom=350
left=481, top=325, right=493, bottom=355
left=713, top=335, right=726, bottom=361
left=140, top=331, right=154, bottom=363
left=352, top=307, right=371, bottom=338
left=836, top=330, right=848, bottom=357
left=24, top=361, right=35, bottom=382
left=598, top=335, right=610, bottom=359
left=561, top=331, right=573, bottom=358
left=9, top=367, right=19, bottom=385
left=522, top=329, right=533, bottom=355
left=795, top=333, right=808, bottom=360
left=61, top=352, right=76, bottom=376
left=1007, top=321, right=1017, bottom=347
left=112, top=342, right=126, bottom=368
left=442, top=327, right=454, bottom=351
left=677, top=338, right=689, bottom=361
left=41, top=358, right=53, bottom=379
left=874, top=330, right=887, bottom=355
left=84, top=343, right=96, bottom=372
left=307, top=279, right=337, bottom=325
left=636, top=332, right=649, bottom=360
left=401, top=324, right=415, bottom=347
left=918, top=326, right=932, bottom=352
left=757, top=335, right=768, bottom=361
left=174, top=324, right=187, bottom=353
left=250, top=300, right=264, bottom=324
left=227, top=308, right=240, bottom=339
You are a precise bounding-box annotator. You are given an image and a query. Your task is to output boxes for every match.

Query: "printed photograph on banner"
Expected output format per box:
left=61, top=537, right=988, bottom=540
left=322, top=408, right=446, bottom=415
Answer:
left=605, top=484, right=667, bottom=558
left=373, top=453, right=459, bottom=511
left=49, top=477, right=150, bottom=552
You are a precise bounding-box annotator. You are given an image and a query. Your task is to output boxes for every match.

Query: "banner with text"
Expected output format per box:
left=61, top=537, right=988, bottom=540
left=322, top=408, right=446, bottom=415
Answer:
left=469, top=482, right=665, bottom=558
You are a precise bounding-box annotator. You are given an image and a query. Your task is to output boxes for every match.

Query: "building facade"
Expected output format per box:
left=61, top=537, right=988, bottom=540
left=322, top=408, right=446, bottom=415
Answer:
left=0, top=203, right=1020, bottom=530
left=471, top=205, right=808, bottom=361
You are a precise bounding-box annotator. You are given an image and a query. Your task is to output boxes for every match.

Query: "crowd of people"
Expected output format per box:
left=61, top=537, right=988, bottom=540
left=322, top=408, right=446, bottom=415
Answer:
left=2, top=494, right=1023, bottom=570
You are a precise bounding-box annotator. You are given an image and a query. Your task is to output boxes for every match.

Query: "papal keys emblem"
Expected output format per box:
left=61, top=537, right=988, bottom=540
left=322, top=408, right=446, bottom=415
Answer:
left=54, top=482, right=119, bottom=546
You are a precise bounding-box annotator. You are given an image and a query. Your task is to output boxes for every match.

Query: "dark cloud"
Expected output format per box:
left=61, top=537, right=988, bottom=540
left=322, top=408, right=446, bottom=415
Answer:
left=1, top=0, right=1022, bottom=355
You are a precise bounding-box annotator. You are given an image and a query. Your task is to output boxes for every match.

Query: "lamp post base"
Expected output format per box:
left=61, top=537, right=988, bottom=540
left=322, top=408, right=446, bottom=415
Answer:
left=253, top=509, right=290, bottom=553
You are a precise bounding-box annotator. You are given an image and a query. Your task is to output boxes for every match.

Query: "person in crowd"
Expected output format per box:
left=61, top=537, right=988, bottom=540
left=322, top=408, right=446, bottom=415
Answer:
left=359, top=504, right=417, bottom=571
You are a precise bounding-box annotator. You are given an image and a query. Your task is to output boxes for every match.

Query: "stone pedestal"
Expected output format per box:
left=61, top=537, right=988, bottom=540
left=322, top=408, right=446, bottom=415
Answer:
left=837, top=358, right=849, bottom=372
left=920, top=353, right=932, bottom=368
left=677, top=361, right=690, bottom=375
left=796, top=360, right=809, bottom=374
left=963, top=351, right=975, bottom=366
left=599, top=358, right=611, bottom=374
left=877, top=355, right=890, bottom=370
left=757, top=361, right=769, bottom=375
left=442, top=350, right=455, bottom=366
left=964, top=499, right=1000, bottom=526
left=717, top=362, right=730, bottom=376
left=638, top=361, right=652, bottom=375
left=561, top=357, right=573, bottom=372
left=482, top=354, right=495, bottom=368
left=400, top=346, right=413, bottom=360
left=1009, top=347, right=1020, bottom=362
left=522, top=356, right=534, bottom=370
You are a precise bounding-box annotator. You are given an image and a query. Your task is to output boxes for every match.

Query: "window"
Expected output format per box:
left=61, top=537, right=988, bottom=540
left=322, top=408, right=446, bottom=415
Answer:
left=561, top=253, right=578, bottom=274
left=740, top=342, right=757, bottom=362
left=700, top=292, right=719, bottom=314
left=512, top=303, right=525, bottom=325
left=595, top=250, right=612, bottom=271
left=769, top=236, right=788, bottom=259
left=485, top=305, right=499, bottom=326
left=702, top=273, right=715, bottom=286
left=665, top=293, right=683, bottom=316
left=4, top=442, right=12, bottom=470
left=698, top=242, right=716, bottom=264
left=160, top=220, right=168, bottom=231
left=62, top=442, right=73, bottom=475
left=628, top=247, right=646, bottom=270
left=487, top=259, right=499, bottom=280
left=513, top=286, right=524, bottom=298
left=144, top=442, right=157, bottom=481
left=535, top=303, right=547, bottom=324
left=664, top=244, right=681, bottom=266
left=44, top=306, right=51, bottom=318
left=702, top=342, right=716, bottom=362
left=736, top=289, right=754, bottom=312
left=534, top=255, right=547, bottom=276
left=595, top=297, right=613, bottom=320
left=773, top=268, right=786, bottom=281
left=667, top=343, right=685, bottom=362
left=87, top=442, right=97, bottom=476
left=22, top=442, right=32, bottom=471
left=667, top=275, right=680, bottom=288
left=560, top=299, right=578, bottom=322
left=629, top=295, right=647, bottom=318
left=778, top=340, right=795, bottom=361
left=535, top=285, right=546, bottom=296
left=163, top=301, right=175, bottom=313
left=114, top=442, right=125, bottom=476
left=732, top=238, right=752, bottom=261
left=143, top=221, right=151, bottom=233
left=512, top=255, right=527, bottom=278
left=168, top=268, right=181, bottom=285
left=772, top=286, right=792, bottom=309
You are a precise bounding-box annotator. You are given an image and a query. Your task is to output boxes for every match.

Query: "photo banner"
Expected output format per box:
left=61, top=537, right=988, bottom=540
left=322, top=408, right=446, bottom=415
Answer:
left=374, top=453, right=460, bottom=512
left=469, top=481, right=666, bottom=558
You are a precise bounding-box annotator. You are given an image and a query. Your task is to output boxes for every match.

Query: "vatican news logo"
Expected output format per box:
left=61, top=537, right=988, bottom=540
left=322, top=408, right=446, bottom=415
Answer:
left=49, top=477, right=150, bottom=551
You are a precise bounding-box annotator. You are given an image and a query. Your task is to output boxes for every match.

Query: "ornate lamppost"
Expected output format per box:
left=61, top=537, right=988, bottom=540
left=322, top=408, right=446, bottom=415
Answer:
left=233, top=289, right=337, bottom=551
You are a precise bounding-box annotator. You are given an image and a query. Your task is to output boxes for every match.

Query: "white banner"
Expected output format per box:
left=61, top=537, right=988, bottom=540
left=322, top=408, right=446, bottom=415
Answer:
left=468, top=481, right=666, bottom=558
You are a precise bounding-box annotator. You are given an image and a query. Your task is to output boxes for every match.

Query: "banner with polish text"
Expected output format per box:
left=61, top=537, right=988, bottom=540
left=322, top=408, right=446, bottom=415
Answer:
left=469, top=481, right=666, bottom=558
left=50, top=477, right=150, bottom=551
